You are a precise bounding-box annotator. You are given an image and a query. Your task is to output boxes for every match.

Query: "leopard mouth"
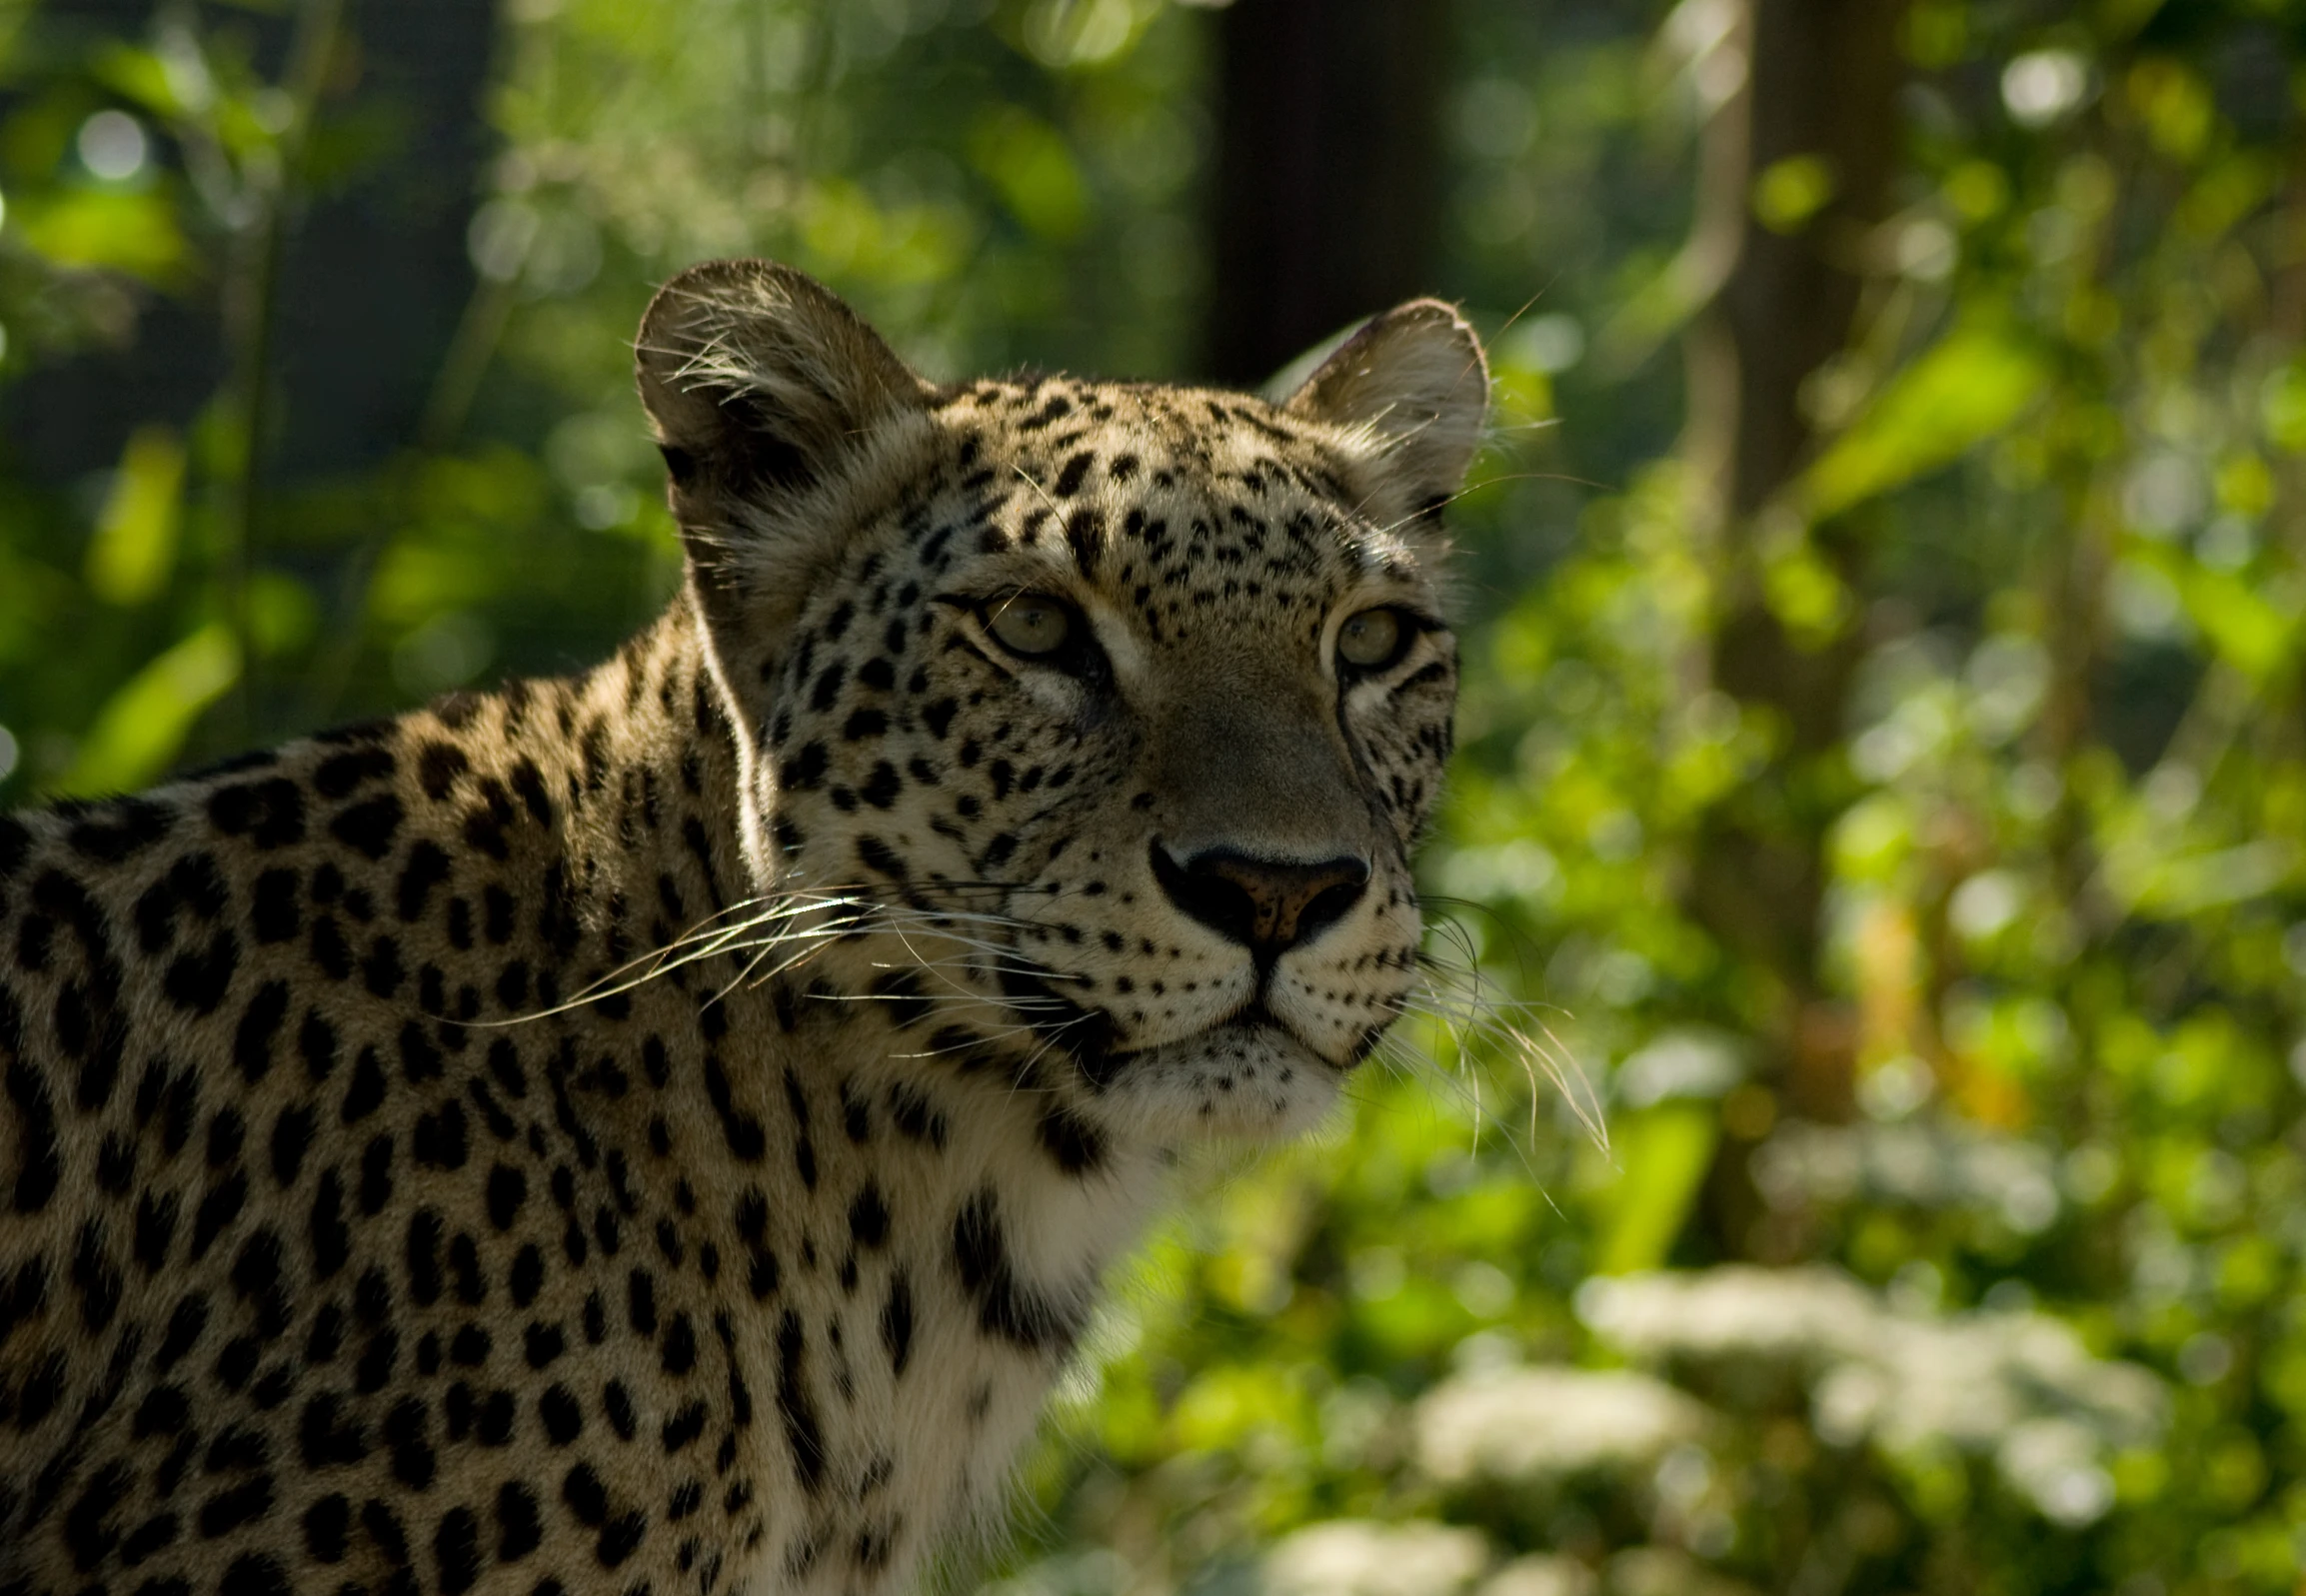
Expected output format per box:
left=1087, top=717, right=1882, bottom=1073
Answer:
left=999, top=965, right=1362, bottom=1090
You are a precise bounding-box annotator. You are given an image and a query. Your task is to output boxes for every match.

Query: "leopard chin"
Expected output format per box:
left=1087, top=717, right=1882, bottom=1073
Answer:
left=1086, top=1012, right=1358, bottom=1143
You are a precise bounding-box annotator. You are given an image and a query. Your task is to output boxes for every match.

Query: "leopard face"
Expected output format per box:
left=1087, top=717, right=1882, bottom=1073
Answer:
left=639, top=263, right=1488, bottom=1147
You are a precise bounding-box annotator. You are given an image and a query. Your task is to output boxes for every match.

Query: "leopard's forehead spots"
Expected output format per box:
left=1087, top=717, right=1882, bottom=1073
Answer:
left=918, top=379, right=1429, bottom=652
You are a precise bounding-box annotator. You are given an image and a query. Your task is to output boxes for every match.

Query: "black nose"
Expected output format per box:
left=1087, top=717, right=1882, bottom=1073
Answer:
left=1151, top=842, right=1370, bottom=965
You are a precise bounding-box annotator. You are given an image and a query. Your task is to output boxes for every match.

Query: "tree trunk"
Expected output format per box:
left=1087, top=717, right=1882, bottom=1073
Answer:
left=1681, top=0, right=1907, bottom=1257
left=1199, top=0, right=1449, bottom=386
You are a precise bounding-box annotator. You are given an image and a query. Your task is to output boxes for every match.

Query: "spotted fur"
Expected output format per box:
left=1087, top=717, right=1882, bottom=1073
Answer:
left=0, top=261, right=1487, bottom=1596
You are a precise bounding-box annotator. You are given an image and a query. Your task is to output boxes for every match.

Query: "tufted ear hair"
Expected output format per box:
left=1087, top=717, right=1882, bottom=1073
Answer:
left=1281, top=300, right=1489, bottom=520
left=635, top=260, right=930, bottom=527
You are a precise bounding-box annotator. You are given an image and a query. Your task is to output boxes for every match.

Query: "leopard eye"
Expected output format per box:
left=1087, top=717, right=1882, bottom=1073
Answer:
left=984, top=593, right=1076, bottom=658
left=1337, top=607, right=1409, bottom=671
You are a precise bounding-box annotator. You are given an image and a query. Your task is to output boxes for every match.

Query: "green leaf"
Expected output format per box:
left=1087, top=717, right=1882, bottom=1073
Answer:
left=1592, top=1101, right=1716, bottom=1274
left=59, top=624, right=240, bottom=797
left=1803, top=325, right=2049, bottom=520
left=969, top=106, right=1089, bottom=242
left=1752, top=154, right=1836, bottom=234
left=13, top=188, right=188, bottom=282
left=85, top=425, right=185, bottom=606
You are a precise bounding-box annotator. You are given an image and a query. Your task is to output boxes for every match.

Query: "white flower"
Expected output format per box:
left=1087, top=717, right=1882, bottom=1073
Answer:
left=1579, top=1266, right=2164, bottom=1528
left=1476, top=1555, right=1595, bottom=1596
left=1575, top=1267, right=1878, bottom=1368
left=1264, top=1522, right=1490, bottom=1596
left=1414, top=1368, right=1709, bottom=1487
left=1605, top=1547, right=1759, bottom=1596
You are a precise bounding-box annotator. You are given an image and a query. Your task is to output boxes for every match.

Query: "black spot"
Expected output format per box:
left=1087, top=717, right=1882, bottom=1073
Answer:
left=414, top=1101, right=470, bottom=1171
left=68, top=797, right=171, bottom=862
left=659, top=1400, right=706, bottom=1454
left=197, top=1472, right=275, bottom=1538
left=267, top=1105, right=314, bottom=1187
left=525, top=1321, right=566, bottom=1368
left=880, top=1270, right=914, bottom=1378
left=218, top=1552, right=291, bottom=1596
left=329, top=794, right=405, bottom=860
left=73, top=1218, right=122, bottom=1331
left=119, top=1503, right=182, bottom=1568
left=231, top=1226, right=290, bottom=1337
left=310, top=1169, right=350, bottom=1277
left=299, top=1393, right=369, bottom=1467
left=6, top=1056, right=61, bottom=1212
left=65, top=1459, right=131, bottom=1569
left=703, top=1056, right=766, bottom=1162
left=342, top=1046, right=387, bottom=1124
left=309, top=914, right=353, bottom=981
left=224, top=981, right=289, bottom=1087
left=596, top=1511, right=647, bottom=1568
left=605, top=1379, right=638, bottom=1440
left=386, top=1395, right=437, bottom=1488
left=164, top=926, right=240, bottom=1014
left=1038, top=1106, right=1107, bottom=1175
left=416, top=743, right=472, bottom=800
left=510, top=1244, right=544, bottom=1307
left=208, top=784, right=306, bottom=852
left=951, top=1186, right=1085, bottom=1353
left=315, top=747, right=396, bottom=798
left=361, top=1497, right=411, bottom=1565
left=189, top=1171, right=248, bottom=1261
left=848, top=1183, right=891, bottom=1248
left=775, top=1309, right=827, bottom=1495
left=844, top=709, right=889, bottom=741
left=304, top=1494, right=351, bottom=1562
left=487, top=1163, right=527, bottom=1230
left=155, top=1291, right=206, bottom=1370
left=660, top=1312, right=697, bottom=1375
left=406, top=1208, right=444, bottom=1306
left=496, top=1480, right=543, bottom=1562
left=397, top=841, right=453, bottom=922
left=299, top=1009, right=340, bottom=1081
left=360, top=1132, right=396, bottom=1217
left=859, top=761, right=902, bottom=808
left=399, top=1020, right=444, bottom=1082
left=135, top=1384, right=191, bottom=1437
left=562, top=1462, right=610, bottom=1526
left=783, top=742, right=829, bottom=791
left=539, top=1383, right=583, bottom=1445
left=434, top=1505, right=483, bottom=1596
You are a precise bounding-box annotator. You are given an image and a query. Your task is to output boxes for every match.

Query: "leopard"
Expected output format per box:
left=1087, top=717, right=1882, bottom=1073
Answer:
left=0, top=259, right=1488, bottom=1596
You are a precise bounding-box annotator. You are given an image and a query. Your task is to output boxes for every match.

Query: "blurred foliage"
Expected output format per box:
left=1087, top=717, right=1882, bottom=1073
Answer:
left=3, top=1, right=2306, bottom=1593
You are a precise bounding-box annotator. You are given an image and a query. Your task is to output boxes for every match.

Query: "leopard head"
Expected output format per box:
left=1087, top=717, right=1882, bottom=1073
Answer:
left=637, top=260, right=1486, bottom=1142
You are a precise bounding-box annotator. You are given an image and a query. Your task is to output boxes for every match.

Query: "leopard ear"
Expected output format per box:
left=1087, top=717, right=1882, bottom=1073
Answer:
left=1281, top=300, right=1489, bottom=520
left=635, top=260, right=929, bottom=516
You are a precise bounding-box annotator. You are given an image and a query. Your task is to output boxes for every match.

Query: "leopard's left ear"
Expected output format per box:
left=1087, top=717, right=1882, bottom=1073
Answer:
left=1281, top=300, right=1489, bottom=520
left=636, top=259, right=931, bottom=525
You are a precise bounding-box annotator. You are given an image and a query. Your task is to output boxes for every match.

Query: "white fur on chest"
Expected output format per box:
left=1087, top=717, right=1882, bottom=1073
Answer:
left=685, top=1002, right=1168, bottom=1596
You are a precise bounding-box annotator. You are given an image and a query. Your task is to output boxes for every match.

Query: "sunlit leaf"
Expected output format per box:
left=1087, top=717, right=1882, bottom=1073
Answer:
left=1752, top=154, right=1836, bottom=234
left=969, top=105, right=1089, bottom=241
left=1592, top=1102, right=1715, bottom=1274
left=13, top=188, right=188, bottom=281
left=85, top=425, right=185, bottom=606
left=1803, top=325, right=2049, bottom=519
left=59, top=624, right=240, bottom=797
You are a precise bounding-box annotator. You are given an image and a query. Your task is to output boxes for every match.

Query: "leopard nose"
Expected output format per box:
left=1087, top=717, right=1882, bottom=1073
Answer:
left=1151, top=841, right=1370, bottom=965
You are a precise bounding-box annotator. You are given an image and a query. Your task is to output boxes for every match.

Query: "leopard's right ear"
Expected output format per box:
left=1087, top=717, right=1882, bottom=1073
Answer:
left=635, top=260, right=930, bottom=520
